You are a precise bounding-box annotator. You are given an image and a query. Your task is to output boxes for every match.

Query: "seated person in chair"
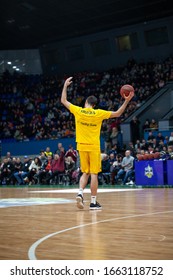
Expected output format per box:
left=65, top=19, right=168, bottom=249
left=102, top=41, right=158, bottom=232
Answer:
left=46, top=151, right=65, bottom=184
left=110, top=154, right=122, bottom=185
left=65, top=156, right=76, bottom=185
left=115, top=150, right=134, bottom=185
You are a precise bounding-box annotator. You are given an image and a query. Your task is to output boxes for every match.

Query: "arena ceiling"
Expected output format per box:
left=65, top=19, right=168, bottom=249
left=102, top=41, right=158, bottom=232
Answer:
left=0, top=0, right=173, bottom=50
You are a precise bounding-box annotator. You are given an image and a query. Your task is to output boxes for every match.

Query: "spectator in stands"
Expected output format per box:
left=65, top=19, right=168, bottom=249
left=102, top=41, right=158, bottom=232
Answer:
left=99, top=154, right=110, bottom=184
left=25, top=157, right=41, bottom=185
left=101, top=125, right=111, bottom=153
left=13, top=157, right=23, bottom=184
left=62, top=124, right=74, bottom=138
left=151, top=138, right=158, bottom=150
left=44, top=146, right=53, bottom=157
left=126, top=142, right=136, bottom=156
left=134, top=139, right=142, bottom=150
left=156, top=132, right=165, bottom=145
left=164, top=136, right=169, bottom=146
left=6, top=152, right=12, bottom=160
left=64, top=156, right=76, bottom=185
left=110, top=154, right=122, bottom=185
left=108, top=153, right=116, bottom=172
left=169, top=132, right=173, bottom=144
left=110, top=127, right=118, bottom=146
left=102, top=154, right=110, bottom=173
left=38, top=155, right=52, bottom=184
left=142, top=119, right=150, bottom=131
left=141, top=139, right=148, bottom=150
left=0, top=157, right=14, bottom=185
left=13, top=156, right=31, bottom=185
left=147, top=131, right=156, bottom=141
left=115, top=150, right=134, bottom=185
left=46, top=152, right=65, bottom=184
left=14, top=126, right=23, bottom=141
left=50, top=127, right=58, bottom=139
left=148, top=146, right=155, bottom=154
left=149, top=119, right=158, bottom=130
left=108, top=144, right=118, bottom=156
left=39, top=150, right=47, bottom=165
left=130, top=116, right=140, bottom=144
left=157, top=140, right=165, bottom=152
left=71, top=167, right=81, bottom=185
left=168, top=146, right=173, bottom=159
left=65, top=145, right=78, bottom=165
left=54, top=142, right=65, bottom=155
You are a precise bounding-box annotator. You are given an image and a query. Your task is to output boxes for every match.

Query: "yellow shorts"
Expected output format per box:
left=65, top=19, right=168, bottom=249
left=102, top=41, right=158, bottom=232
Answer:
left=79, top=150, right=101, bottom=174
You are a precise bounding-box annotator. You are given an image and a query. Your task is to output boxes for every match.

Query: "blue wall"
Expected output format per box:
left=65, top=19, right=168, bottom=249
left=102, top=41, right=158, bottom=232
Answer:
left=1, top=137, right=105, bottom=156
left=1, top=138, right=76, bottom=157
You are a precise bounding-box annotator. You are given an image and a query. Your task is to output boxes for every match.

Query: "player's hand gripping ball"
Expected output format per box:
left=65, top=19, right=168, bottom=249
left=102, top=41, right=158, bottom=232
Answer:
left=120, top=84, right=134, bottom=98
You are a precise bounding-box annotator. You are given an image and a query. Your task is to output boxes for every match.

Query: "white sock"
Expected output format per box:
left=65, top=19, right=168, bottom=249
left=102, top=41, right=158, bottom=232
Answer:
left=91, top=196, right=96, bottom=204
left=78, top=188, right=83, bottom=196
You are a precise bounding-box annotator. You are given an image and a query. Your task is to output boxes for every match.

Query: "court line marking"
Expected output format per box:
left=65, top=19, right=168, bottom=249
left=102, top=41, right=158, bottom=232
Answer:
left=148, top=235, right=166, bottom=241
left=28, top=210, right=173, bottom=260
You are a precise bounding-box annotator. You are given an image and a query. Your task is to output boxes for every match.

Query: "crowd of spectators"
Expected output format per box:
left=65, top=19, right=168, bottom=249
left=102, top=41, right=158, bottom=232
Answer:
left=1, top=56, right=173, bottom=186
left=1, top=56, right=173, bottom=144
left=99, top=130, right=173, bottom=185
left=0, top=143, right=80, bottom=186
left=1, top=129, right=173, bottom=186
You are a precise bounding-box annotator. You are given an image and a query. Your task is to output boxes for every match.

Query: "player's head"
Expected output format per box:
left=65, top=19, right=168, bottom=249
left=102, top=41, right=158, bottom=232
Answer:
left=85, top=95, right=97, bottom=108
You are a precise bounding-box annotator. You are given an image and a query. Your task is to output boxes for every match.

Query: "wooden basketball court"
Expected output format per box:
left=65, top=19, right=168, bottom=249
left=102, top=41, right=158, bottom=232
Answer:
left=0, top=186, right=173, bottom=260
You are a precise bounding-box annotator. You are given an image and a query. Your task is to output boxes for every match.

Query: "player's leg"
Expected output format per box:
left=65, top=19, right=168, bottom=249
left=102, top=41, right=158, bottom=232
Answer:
left=79, top=172, right=90, bottom=190
left=90, top=174, right=98, bottom=196
left=89, top=151, right=102, bottom=210
left=76, top=151, right=90, bottom=209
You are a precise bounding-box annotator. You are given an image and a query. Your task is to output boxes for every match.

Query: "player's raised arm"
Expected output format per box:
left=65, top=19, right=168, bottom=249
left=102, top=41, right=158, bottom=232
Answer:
left=61, top=77, right=73, bottom=110
left=110, top=91, right=134, bottom=118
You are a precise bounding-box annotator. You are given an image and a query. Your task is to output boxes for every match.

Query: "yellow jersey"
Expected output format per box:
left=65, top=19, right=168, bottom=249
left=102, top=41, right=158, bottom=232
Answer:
left=70, top=104, right=111, bottom=151
left=44, top=151, right=53, bottom=157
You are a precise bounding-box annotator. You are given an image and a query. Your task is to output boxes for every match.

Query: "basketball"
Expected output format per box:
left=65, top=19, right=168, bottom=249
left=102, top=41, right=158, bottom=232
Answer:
left=137, top=154, right=143, bottom=161
left=120, top=84, right=134, bottom=97
left=154, top=152, right=160, bottom=159
left=143, top=154, right=149, bottom=160
left=148, top=153, right=154, bottom=160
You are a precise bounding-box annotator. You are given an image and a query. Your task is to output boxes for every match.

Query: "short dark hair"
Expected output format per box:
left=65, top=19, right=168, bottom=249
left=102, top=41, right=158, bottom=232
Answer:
left=86, top=95, right=97, bottom=107
left=117, top=154, right=123, bottom=158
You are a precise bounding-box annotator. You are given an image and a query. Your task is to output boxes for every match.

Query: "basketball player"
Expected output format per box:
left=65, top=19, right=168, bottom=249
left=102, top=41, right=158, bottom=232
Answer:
left=61, top=77, right=134, bottom=210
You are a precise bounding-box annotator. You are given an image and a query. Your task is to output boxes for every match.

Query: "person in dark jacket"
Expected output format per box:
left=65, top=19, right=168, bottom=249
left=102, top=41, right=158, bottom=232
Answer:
left=38, top=155, right=53, bottom=184
left=13, top=156, right=31, bottom=185
left=0, top=157, right=14, bottom=185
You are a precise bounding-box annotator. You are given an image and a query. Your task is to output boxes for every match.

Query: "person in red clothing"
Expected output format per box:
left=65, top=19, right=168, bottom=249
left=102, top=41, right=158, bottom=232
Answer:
left=65, top=145, right=78, bottom=165
left=46, top=151, right=65, bottom=184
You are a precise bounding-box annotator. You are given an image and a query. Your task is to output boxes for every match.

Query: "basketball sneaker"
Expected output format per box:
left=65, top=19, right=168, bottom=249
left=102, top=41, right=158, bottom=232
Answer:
left=89, top=201, right=102, bottom=210
left=126, top=180, right=134, bottom=185
left=76, top=194, right=84, bottom=209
